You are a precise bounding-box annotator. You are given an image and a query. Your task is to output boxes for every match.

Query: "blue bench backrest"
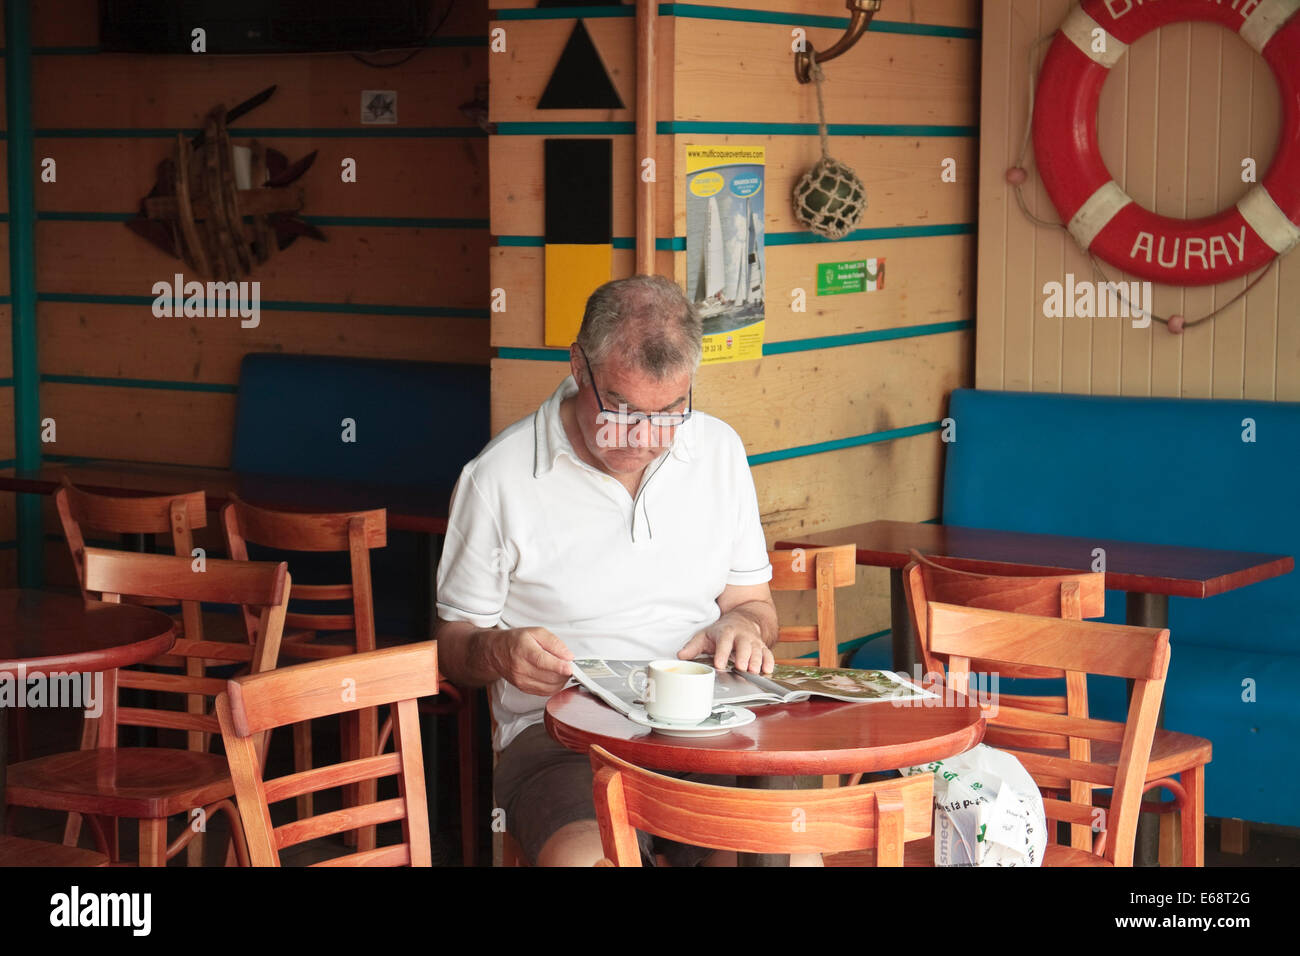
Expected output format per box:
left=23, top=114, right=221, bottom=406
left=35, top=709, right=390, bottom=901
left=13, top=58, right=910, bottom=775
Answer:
left=942, top=388, right=1299, bottom=656
left=232, top=353, right=489, bottom=488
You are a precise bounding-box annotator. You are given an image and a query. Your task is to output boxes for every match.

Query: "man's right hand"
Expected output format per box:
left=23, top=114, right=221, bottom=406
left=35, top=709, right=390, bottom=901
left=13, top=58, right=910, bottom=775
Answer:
left=487, top=627, right=575, bottom=696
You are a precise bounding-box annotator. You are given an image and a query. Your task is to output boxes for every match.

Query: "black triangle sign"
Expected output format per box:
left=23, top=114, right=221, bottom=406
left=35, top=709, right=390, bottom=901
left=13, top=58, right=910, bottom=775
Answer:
left=538, top=20, right=625, bottom=110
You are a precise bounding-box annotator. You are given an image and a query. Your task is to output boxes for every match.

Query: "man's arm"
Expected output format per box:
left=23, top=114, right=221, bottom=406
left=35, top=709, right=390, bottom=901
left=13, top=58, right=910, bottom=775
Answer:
left=677, top=581, right=779, bottom=674
left=435, top=618, right=575, bottom=696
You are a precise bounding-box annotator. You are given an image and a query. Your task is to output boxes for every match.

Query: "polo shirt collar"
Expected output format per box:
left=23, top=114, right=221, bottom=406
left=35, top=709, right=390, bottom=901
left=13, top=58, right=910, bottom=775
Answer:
left=533, top=374, right=694, bottom=478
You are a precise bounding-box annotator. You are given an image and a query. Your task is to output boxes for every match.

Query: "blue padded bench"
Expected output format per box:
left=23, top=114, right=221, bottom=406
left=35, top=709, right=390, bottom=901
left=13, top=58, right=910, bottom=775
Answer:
left=232, top=353, right=489, bottom=636
left=941, top=387, right=1300, bottom=828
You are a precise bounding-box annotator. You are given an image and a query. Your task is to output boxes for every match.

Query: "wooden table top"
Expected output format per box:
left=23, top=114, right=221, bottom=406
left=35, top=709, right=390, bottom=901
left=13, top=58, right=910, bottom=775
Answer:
left=0, top=590, right=176, bottom=676
left=544, top=686, right=985, bottom=776
left=777, top=519, right=1294, bottom=599
left=0, top=462, right=453, bottom=535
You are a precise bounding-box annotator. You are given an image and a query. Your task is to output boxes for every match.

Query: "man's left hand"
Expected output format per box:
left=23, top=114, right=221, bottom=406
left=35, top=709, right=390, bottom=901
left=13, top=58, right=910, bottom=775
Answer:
left=678, top=616, right=773, bottom=675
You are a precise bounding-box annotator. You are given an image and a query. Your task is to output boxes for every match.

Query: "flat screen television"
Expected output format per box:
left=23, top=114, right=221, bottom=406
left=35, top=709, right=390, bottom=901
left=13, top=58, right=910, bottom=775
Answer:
left=100, top=0, right=433, bottom=54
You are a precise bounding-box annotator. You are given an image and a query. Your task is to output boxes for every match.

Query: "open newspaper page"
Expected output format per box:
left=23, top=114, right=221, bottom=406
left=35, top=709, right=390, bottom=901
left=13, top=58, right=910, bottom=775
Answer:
left=568, top=659, right=789, bottom=718
left=761, top=664, right=937, bottom=703
left=569, top=659, right=935, bottom=718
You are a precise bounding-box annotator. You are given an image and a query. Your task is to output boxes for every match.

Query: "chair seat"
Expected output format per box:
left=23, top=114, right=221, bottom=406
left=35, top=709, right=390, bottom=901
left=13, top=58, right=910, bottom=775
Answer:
left=6, top=748, right=235, bottom=818
left=1043, top=843, right=1112, bottom=866
left=0, top=834, right=110, bottom=867
left=1017, top=726, right=1211, bottom=790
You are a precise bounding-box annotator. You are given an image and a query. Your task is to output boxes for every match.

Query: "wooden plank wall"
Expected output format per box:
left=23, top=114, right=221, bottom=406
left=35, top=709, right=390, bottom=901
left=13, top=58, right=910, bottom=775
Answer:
left=489, top=0, right=979, bottom=663
left=0, top=0, right=490, bottom=585
left=977, top=0, right=1298, bottom=399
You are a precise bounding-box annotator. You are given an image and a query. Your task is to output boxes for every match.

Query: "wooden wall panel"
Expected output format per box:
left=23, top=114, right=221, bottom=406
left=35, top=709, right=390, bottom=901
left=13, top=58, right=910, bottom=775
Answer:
left=39, top=138, right=488, bottom=221
left=33, top=52, right=485, bottom=129
left=675, top=23, right=977, bottom=127
left=492, top=237, right=973, bottom=348
left=41, top=383, right=234, bottom=467
left=39, top=305, right=491, bottom=384
left=977, top=2, right=1295, bottom=399
left=37, top=223, right=488, bottom=311
left=489, top=2, right=978, bottom=649
left=491, top=330, right=971, bottom=453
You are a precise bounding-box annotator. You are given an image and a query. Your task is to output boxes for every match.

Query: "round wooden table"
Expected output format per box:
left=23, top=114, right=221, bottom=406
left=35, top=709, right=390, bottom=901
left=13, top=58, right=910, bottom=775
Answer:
left=0, top=589, right=177, bottom=832
left=545, top=686, right=985, bottom=865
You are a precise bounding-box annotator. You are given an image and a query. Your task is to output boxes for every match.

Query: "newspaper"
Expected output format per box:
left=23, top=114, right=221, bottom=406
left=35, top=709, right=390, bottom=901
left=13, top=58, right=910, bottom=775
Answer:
left=569, top=658, right=936, bottom=719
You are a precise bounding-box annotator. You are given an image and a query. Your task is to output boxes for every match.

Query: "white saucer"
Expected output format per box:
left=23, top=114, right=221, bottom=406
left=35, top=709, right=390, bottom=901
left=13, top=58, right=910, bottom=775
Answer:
left=626, top=705, right=756, bottom=737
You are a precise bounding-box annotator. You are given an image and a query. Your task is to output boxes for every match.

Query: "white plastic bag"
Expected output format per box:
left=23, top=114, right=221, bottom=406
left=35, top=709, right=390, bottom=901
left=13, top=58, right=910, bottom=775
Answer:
left=901, top=744, right=1046, bottom=867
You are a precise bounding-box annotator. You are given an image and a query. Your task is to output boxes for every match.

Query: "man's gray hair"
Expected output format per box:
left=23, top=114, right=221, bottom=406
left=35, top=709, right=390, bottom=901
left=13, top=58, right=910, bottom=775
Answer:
left=576, top=275, right=702, bottom=378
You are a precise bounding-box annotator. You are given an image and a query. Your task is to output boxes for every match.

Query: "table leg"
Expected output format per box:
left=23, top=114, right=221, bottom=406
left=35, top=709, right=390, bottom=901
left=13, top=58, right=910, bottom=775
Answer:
left=0, top=703, right=8, bottom=834
left=890, top=568, right=918, bottom=678
left=1126, top=592, right=1168, bottom=868
left=736, top=776, right=789, bottom=867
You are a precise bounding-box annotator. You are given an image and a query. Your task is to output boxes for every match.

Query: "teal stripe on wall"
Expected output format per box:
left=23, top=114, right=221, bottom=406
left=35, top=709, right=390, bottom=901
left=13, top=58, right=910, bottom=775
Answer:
left=0, top=459, right=15, bottom=469
left=497, top=4, right=978, bottom=38
left=497, top=319, right=969, bottom=364
left=0, top=541, right=18, bottom=551
left=36, top=127, right=486, bottom=139
left=36, top=293, right=489, bottom=319
left=748, top=420, right=942, bottom=467
left=38, top=212, right=490, bottom=229
left=498, top=223, right=972, bottom=249
left=495, top=121, right=974, bottom=137
left=0, top=378, right=13, bottom=387
left=41, top=374, right=238, bottom=394
left=27, top=36, right=487, bottom=55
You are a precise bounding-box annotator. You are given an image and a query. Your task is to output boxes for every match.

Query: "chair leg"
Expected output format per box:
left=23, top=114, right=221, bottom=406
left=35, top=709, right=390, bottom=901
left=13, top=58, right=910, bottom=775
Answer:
left=459, top=694, right=477, bottom=867
left=1181, top=765, right=1205, bottom=867
left=62, top=715, right=99, bottom=847
left=356, top=704, right=379, bottom=852
left=341, top=712, right=359, bottom=847
left=138, top=818, right=169, bottom=867
left=293, top=721, right=314, bottom=820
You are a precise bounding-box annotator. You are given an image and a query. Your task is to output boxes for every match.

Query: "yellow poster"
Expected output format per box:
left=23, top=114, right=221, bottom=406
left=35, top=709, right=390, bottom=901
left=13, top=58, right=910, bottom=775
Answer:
left=685, top=146, right=765, bottom=364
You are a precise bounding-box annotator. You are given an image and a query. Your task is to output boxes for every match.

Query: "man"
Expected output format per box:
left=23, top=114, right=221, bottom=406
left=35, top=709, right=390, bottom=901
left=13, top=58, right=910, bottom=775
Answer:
left=434, top=275, right=795, bottom=866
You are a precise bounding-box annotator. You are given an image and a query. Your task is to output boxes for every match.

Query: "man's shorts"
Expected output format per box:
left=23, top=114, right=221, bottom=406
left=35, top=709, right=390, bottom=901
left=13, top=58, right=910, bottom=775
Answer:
left=494, top=722, right=793, bottom=866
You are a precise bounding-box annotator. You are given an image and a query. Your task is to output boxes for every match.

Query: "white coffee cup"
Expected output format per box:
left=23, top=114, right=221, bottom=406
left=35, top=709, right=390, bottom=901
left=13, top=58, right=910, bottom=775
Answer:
left=627, top=659, right=715, bottom=724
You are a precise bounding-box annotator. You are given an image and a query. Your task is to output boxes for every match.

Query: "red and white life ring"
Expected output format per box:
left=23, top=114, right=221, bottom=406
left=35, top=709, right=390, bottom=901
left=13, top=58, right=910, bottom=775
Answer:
left=1032, top=0, right=1300, bottom=286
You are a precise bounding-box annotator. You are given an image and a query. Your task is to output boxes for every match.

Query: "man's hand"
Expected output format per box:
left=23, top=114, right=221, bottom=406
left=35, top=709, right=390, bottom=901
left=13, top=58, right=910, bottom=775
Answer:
left=678, top=615, right=774, bottom=675
left=487, top=626, right=575, bottom=696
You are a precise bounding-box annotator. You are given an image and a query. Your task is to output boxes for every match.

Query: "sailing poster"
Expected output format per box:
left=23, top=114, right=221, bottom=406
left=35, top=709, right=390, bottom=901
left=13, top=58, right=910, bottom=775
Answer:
left=685, top=146, right=766, bottom=364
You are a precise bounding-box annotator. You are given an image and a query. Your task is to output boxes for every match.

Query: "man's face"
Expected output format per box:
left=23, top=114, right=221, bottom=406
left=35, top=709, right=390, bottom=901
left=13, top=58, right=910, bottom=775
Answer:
left=569, top=346, right=692, bottom=476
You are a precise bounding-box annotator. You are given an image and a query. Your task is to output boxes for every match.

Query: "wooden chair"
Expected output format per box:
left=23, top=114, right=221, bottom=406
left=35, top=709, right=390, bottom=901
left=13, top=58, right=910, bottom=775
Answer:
left=768, top=544, right=856, bottom=668
left=223, top=496, right=478, bottom=863
left=590, top=744, right=933, bottom=866
left=3, top=548, right=289, bottom=866
left=52, top=480, right=218, bottom=863
left=906, top=554, right=1211, bottom=866
left=0, top=835, right=109, bottom=867
left=929, top=602, right=1170, bottom=866
left=215, top=642, right=439, bottom=867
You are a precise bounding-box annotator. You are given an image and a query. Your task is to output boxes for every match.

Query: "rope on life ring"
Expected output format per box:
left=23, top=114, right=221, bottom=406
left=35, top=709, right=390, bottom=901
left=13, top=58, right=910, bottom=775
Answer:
left=1016, top=0, right=1300, bottom=331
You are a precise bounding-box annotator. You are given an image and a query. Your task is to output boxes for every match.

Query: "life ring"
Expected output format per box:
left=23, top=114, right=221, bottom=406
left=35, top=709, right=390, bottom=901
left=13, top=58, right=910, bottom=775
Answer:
left=1032, top=0, right=1300, bottom=286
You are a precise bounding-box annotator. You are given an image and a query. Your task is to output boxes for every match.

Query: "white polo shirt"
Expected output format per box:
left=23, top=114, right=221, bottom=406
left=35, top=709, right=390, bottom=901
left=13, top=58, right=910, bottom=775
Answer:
left=435, top=374, right=772, bottom=751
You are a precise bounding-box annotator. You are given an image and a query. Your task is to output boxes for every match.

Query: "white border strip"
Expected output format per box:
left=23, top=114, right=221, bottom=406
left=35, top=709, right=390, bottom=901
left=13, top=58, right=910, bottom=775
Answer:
left=1063, top=6, right=1128, bottom=67
left=1068, top=180, right=1133, bottom=250
left=1241, top=0, right=1300, bottom=53
left=1238, top=186, right=1300, bottom=254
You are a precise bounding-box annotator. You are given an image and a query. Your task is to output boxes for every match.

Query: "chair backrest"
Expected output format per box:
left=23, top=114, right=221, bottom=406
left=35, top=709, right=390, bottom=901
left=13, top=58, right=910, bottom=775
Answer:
left=927, top=602, right=1170, bottom=866
left=904, top=552, right=1106, bottom=678
left=222, top=496, right=386, bottom=652
left=768, top=544, right=856, bottom=667
left=55, top=478, right=208, bottom=604
left=216, top=642, right=440, bottom=867
left=590, top=744, right=933, bottom=865
left=82, top=547, right=290, bottom=749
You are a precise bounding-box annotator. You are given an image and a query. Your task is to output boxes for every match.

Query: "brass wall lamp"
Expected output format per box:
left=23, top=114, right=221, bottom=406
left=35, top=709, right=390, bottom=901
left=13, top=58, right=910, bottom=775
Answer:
left=794, top=0, right=882, bottom=83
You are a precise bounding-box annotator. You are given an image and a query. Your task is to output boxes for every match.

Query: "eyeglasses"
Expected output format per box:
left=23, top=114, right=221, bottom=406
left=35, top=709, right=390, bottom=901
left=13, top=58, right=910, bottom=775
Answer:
left=579, top=346, right=693, bottom=428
